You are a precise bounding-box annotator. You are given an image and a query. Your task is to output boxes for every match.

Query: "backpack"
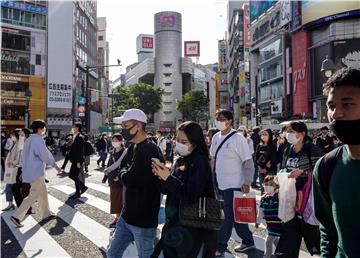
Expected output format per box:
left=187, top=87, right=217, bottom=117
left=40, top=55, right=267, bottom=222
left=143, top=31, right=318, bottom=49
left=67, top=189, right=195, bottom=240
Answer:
left=85, top=141, right=95, bottom=156
left=316, top=145, right=344, bottom=198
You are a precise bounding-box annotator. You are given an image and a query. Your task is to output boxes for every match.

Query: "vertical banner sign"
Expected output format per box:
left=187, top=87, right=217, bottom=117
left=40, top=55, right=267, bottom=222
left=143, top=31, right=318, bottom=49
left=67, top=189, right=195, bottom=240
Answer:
left=47, top=83, right=72, bottom=108
left=243, top=3, right=250, bottom=49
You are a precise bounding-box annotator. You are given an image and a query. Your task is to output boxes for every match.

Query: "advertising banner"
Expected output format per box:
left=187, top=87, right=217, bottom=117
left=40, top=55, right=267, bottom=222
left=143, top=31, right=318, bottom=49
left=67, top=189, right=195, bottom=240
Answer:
left=184, top=41, right=200, bottom=57
left=47, top=83, right=72, bottom=109
left=243, top=3, right=250, bottom=49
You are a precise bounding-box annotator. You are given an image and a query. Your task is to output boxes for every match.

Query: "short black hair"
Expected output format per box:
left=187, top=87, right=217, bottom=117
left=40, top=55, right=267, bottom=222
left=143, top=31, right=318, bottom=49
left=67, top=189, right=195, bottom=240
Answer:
left=22, top=128, right=31, bottom=138
left=323, top=67, right=360, bottom=96
left=216, top=109, right=234, bottom=121
left=31, top=119, right=46, bottom=133
left=112, top=133, right=123, bottom=142
left=73, top=123, right=82, bottom=132
left=11, top=129, right=21, bottom=139
left=320, top=126, right=329, bottom=131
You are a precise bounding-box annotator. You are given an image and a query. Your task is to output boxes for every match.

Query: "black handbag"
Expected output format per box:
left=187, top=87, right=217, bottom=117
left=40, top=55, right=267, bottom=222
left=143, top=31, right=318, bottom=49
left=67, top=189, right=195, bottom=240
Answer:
left=178, top=131, right=237, bottom=231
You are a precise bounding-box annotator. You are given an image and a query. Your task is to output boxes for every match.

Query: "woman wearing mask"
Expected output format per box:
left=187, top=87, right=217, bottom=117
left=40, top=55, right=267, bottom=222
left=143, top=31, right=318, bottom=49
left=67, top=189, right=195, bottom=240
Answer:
left=104, top=134, right=126, bottom=228
left=11, top=128, right=32, bottom=214
left=255, top=129, right=277, bottom=193
left=151, top=121, right=217, bottom=258
left=275, top=121, right=324, bottom=257
left=2, top=129, right=22, bottom=211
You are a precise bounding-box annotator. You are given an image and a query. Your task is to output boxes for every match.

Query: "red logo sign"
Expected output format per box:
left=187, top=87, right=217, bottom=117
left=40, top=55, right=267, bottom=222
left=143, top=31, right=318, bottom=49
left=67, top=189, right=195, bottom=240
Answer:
left=142, top=37, right=153, bottom=49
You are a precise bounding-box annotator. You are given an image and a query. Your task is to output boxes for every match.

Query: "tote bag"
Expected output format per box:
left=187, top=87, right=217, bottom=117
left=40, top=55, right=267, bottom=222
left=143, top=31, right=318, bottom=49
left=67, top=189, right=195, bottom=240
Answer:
left=4, top=167, right=17, bottom=184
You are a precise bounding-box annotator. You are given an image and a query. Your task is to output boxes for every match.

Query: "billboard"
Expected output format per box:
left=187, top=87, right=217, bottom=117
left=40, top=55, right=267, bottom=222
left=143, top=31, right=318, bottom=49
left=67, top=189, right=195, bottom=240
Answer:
left=301, top=1, right=360, bottom=26
left=142, top=37, right=153, bottom=49
left=136, top=34, right=154, bottom=54
left=250, top=0, right=277, bottom=22
left=47, top=1, right=73, bottom=109
left=243, top=3, right=250, bottom=49
left=184, top=41, right=200, bottom=57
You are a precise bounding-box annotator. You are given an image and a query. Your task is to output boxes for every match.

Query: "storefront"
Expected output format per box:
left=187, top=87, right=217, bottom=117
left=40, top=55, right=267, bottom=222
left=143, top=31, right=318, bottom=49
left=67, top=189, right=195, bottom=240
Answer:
left=1, top=73, right=46, bottom=131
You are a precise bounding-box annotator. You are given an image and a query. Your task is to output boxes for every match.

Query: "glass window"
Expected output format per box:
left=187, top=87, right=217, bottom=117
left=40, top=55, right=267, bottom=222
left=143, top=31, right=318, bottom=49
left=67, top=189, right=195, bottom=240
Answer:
left=25, top=12, right=32, bottom=24
left=98, top=36, right=103, bottom=41
left=164, top=83, right=172, bottom=86
left=259, top=39, right=282, bottom=62
left=36, top=55, right=41, bottom=65
left=13, top=9, right=20, bottom=22
left=2, top=7, right=9, bottom=20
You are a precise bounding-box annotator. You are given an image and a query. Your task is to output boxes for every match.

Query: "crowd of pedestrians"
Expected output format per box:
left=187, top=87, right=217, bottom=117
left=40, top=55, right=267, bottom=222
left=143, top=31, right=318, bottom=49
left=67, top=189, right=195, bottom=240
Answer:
left=1, top=67, right=359, bottom=257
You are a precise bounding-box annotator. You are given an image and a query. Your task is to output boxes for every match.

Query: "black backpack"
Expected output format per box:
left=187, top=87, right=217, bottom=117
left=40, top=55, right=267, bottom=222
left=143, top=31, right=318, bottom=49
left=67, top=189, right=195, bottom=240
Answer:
left=85, top=141, right=95, bottom=156
left=316, top=145, right=344, bottom=197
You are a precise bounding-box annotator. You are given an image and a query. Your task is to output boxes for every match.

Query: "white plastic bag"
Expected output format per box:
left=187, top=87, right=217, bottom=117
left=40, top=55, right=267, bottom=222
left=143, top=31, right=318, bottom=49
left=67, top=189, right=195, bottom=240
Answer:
left=277, top=172, right=296, bottom=223
left=4, top=167, right=17, bottom=184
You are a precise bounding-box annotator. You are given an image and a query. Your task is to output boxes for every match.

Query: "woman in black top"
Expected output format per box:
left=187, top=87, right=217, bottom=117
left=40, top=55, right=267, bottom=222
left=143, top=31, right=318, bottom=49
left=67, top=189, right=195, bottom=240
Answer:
left=275, top=121, right=324, bottom=258
left=104, top=133, right=125, bottom=228
left=151, top=121, right=217, bottom=258
left=255, top=128, right=277, bottom=193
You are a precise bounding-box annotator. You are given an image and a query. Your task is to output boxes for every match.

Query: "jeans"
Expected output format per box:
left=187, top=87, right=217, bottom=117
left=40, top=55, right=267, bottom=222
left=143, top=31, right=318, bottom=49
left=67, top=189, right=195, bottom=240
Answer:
left=5, top=183, right=13, bottom=202
left=264, top=235, right=279, bottom=258
left=252, top=166, right=259, bottom=186
left=217, top=188, right=254, bottom=253
left=107, top=217, right=157, bottom=258
left=97, top=151, right=107, bottom=167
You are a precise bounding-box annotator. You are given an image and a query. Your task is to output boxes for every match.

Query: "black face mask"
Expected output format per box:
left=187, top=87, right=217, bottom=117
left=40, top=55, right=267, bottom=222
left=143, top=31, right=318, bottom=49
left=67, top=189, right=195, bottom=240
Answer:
left=121, top=124, right=138, bottom=141
left=329, top=119, right=360, bottom=145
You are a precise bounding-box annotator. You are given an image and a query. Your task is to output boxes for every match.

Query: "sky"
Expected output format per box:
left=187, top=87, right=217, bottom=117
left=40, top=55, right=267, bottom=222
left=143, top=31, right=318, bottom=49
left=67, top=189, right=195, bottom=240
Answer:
left=97, top=0, right=228, bottom=81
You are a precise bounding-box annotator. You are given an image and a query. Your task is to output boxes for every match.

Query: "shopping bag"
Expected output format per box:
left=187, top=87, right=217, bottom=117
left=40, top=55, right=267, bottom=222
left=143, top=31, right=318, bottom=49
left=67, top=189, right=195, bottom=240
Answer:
left=3, top=167, right=17, bottom=184
left=303, top=185, right=319, bottom=226
left=233, top=191, right=256, bottom=223
left=295, top=171, right=312, bottom=214
left=277, top=172, right=296, bottom=223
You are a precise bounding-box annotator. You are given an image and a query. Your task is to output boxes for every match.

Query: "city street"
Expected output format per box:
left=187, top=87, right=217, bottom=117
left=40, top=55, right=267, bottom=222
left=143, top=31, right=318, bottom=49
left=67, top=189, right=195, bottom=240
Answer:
left=1, top=154, right=315, bottom=258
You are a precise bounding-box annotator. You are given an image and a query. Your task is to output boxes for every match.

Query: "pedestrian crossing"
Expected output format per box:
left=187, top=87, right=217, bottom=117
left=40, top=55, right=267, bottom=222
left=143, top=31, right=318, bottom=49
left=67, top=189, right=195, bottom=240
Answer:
left=1, top=180, right=314, bottom=258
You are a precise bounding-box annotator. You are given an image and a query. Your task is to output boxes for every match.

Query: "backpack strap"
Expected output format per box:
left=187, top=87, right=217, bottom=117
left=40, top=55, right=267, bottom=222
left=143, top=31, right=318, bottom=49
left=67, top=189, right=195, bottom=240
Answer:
left=317, top=145, right=344, bottom=198
left=214, top=131, right=237, bottom=164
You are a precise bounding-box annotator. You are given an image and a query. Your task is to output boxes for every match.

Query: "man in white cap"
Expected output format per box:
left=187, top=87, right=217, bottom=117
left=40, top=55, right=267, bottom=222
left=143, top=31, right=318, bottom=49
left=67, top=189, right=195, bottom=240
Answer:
left=107, top=108, right=165, bottom=258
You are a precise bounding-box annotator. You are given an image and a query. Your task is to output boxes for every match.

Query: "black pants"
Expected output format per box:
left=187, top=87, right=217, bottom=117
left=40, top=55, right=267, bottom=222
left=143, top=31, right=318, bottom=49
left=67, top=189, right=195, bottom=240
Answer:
left=69, top=163, right=86, bottom=195
left=11, top=168, right=32, bottom=213
left=275, top=216, right=320, bottom=257
left=61, top=155, right=69, bottom=170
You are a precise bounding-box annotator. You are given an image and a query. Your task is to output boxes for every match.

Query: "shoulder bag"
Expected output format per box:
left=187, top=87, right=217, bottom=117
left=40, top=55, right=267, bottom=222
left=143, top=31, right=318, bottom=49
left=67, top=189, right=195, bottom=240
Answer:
left=178, top=131, right=237, bottom=230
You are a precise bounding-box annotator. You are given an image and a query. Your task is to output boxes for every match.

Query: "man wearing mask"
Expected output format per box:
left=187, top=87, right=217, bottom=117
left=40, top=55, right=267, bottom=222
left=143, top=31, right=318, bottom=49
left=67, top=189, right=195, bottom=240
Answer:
left=10, top=120, right=61, bottom=228
left=210, top=110, right=255, bottom=257
left=68, top=123, right=87, bottom=199
left=315, top=126, right=334, bottom=154
left=96, top=133, right=108, bottom=168
left=107, top=108, right=164, bottom=258
left=313, top=67, right=360, bottom=257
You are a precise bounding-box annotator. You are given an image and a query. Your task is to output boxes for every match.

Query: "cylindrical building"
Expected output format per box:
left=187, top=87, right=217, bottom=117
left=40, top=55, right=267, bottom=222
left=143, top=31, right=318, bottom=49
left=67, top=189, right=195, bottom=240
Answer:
left=154, top=11, right=183, bottom=132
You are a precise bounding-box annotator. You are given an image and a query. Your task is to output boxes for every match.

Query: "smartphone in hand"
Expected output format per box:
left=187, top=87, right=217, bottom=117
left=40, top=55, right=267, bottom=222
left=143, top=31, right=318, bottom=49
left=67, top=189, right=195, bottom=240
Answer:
left=151, top=158, right=162, bottom=166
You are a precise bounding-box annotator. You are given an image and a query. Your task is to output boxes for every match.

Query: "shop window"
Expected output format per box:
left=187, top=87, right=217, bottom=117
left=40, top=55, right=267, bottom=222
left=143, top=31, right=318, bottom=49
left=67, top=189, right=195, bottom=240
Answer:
left=36, top=55, right=41, bottom=65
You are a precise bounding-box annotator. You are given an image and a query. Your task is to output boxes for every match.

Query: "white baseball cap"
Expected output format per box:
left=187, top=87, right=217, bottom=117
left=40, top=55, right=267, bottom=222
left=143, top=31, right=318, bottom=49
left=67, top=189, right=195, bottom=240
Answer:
left=113, top=108, right=147, bottom=124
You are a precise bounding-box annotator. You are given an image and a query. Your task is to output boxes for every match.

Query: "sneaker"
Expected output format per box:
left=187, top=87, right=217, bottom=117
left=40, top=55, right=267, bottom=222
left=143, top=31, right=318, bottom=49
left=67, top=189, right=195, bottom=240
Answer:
left=10, top=216, right=23, bottom=228
left=42, top=214, right=57, bottom=221
left=215, top=251, right=225, bottom=258
left=234, top=244, right=256, bottom=252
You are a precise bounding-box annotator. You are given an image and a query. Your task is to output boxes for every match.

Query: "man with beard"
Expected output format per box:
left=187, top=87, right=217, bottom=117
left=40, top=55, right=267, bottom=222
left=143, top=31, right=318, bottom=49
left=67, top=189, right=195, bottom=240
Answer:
left=313, top=67, right=360, bottom=258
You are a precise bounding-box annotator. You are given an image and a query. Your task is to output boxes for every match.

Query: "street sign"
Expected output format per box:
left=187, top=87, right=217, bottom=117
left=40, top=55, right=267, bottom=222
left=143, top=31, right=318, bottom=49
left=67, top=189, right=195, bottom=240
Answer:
left=78, top=96, right=86, bottom=105
left=78, top=105, right=86, bottom=113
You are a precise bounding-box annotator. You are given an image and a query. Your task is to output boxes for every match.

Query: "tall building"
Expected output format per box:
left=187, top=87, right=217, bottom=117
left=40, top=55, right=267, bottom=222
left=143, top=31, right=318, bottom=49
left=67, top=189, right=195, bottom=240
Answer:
left=227, top=0, right=245, bottom=128
left=1, top=0, right=48, bottom=132
left=97, top=17, right=110, bottom=128
left=47, top=1, right=97, bottom=136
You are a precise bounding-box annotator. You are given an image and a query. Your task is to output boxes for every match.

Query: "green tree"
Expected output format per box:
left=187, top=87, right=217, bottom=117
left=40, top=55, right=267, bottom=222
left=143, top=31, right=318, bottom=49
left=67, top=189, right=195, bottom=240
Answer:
left=113, top=83, right=164, bottom=115
left=177, top=90, right=209, bottom=123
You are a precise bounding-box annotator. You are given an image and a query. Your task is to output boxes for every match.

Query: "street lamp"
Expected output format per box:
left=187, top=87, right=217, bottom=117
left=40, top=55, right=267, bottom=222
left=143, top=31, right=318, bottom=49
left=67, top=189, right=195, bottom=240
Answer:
left=24, top=88, right=32, bottom=128
left=321, top=55, right=335, bottom=78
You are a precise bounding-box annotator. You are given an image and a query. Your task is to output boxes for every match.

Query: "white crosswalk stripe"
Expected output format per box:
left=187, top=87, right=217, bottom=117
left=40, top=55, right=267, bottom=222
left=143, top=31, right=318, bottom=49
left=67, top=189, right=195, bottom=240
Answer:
left=1, top=180, right=316, bottom=258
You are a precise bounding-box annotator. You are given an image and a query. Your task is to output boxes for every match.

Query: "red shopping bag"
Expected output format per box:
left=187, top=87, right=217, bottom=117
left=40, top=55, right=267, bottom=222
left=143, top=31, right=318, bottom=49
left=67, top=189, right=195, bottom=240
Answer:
left=233, top=191, right=256, bottom=223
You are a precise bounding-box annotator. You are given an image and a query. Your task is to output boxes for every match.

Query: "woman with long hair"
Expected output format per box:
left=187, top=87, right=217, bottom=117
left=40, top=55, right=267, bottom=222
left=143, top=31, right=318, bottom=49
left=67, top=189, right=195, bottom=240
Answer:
left=151, top=121, right=217, bottom=258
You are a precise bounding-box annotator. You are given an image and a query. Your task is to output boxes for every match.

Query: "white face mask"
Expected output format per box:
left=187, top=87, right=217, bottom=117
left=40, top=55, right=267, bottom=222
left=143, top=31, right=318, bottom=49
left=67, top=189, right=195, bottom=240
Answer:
left=18, top=136, right=25, bottom=150
left=264, top=185, right=275, bottom=195
left=112, top=142, right=121, bottom=148
left=285, top=132, right=300, bottom=145
left=215, top=120, right=227, bottom=131
left=175, top=141, right=192, bottom=156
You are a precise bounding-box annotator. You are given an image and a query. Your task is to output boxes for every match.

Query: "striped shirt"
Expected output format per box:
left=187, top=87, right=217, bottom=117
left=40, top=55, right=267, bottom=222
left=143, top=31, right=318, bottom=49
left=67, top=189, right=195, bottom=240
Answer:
left=258, top=193, right=282, bottom=236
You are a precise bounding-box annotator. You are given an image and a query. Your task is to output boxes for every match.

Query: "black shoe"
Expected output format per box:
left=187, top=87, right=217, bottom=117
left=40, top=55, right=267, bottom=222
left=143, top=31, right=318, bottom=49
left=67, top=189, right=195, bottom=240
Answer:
left=81, top=186, right=88, bottom=194
left=45, top=179, right=49, bottom=183
left=42, top=214, right=57, bottom=221
left=10, top=216, right=23, bottom=228
left=97, top=160, right=100, bottom=166
left=69, top=194, right=80, bottom=199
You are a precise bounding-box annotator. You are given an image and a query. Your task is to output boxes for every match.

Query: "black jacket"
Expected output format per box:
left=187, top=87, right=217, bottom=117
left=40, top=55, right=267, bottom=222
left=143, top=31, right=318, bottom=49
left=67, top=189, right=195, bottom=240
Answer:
left=69, top=134, right=85, bottom=164
left=120, top=138, right=164, bottom=228
left=255, top=143, right=277, bottom=172
left=96, top=138, right=107, bottom=152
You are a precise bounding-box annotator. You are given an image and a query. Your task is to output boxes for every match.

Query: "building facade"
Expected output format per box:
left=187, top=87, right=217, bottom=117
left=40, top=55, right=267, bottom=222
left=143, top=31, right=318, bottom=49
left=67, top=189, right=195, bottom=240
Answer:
left=47, top=0, right=97, bottom=136
left=1, top=0, right=48, bottom=132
